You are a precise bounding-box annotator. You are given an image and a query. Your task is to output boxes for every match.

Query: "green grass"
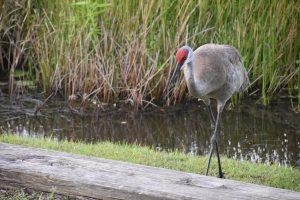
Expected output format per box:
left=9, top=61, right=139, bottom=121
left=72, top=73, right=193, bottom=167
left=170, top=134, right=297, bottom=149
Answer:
left=1, top=134, right=299, bottom=192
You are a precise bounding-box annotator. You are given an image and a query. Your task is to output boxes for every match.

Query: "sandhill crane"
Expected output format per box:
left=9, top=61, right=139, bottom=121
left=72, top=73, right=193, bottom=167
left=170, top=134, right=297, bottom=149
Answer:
left=168, top=44, right=249, bottom=178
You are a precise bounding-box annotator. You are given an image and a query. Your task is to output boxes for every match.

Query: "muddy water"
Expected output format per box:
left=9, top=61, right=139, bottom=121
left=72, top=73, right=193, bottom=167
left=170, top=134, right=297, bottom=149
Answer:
left=0, top=96, right=299, bottom=167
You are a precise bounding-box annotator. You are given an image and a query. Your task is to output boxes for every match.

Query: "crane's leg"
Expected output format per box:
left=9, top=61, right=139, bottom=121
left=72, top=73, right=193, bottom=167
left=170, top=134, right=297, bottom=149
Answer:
left=205, top=102, right=224, bottom=178
left=205, top=145, right=214, bottom=176
left=207, top=104, right=215, bottom=130
left=203, top=99, right=215, bottom=130
left=215, top=138, right=224, bottom=178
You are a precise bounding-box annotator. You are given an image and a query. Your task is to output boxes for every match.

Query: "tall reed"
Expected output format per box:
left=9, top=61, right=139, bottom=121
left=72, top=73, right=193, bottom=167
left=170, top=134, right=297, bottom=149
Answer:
left=0, top=0, right=299, bottom=110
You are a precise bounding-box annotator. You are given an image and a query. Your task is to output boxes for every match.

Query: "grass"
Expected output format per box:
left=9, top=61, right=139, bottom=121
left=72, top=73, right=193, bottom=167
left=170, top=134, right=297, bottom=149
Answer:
left=0, top=188, right=58, bottom=200
left=0, top=134, right=300, bottom=192
left=0, top=0, right=299, bottom=110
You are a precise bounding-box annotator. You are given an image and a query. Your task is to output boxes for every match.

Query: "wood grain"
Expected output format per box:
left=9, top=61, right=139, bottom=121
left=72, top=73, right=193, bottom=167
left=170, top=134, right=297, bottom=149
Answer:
left=0, top=143, right=299, bottom=200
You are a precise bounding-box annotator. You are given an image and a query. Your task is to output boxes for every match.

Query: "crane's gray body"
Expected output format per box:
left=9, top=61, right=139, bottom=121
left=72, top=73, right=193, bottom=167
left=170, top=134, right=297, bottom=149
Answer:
left=182, top=44, right=249, bottom=105
left=172, top=44, right=250, bottom=178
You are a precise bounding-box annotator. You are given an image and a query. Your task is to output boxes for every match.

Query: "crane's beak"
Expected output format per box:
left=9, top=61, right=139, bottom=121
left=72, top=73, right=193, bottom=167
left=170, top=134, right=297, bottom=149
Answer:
left=164, top=62, right=184, bottom=100
left=168, top=62, right=183, bottom=89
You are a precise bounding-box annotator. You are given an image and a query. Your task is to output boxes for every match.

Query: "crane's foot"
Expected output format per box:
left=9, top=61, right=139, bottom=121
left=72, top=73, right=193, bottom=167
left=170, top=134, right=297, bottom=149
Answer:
left=218, top=171, right=225, bottom=179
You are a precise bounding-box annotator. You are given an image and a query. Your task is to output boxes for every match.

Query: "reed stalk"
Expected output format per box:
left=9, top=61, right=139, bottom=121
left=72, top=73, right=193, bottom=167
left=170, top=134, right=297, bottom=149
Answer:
left=0, top=0, right=299, bottom=110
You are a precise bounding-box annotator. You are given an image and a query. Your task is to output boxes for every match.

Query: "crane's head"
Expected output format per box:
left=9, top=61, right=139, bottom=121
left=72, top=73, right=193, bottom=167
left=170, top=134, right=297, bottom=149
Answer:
left=168, top=46, right=193, bottom=88
left=176, top=48, right=189, bottom=65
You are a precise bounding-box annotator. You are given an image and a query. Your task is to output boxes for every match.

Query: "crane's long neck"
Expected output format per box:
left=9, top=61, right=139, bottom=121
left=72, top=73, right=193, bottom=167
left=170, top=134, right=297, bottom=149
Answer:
left=183, top=59, right=198, bottom=96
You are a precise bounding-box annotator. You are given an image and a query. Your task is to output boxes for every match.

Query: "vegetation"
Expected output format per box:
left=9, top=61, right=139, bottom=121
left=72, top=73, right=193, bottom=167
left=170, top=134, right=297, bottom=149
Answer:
left=0, top=188, right=59, bottom=200
left=0, top=134, right=299, bottom=192
left=0, top=0, right=299, bottom=109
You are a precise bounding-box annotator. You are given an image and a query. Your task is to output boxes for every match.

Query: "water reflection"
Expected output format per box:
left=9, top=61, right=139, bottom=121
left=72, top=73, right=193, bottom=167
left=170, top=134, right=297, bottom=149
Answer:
left=0, top=98, right=299, bottom=167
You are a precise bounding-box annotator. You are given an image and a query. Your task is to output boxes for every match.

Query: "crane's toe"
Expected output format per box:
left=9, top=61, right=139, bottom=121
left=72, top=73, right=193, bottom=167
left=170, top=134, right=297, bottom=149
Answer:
left=218, top=172, right=225, bottom=179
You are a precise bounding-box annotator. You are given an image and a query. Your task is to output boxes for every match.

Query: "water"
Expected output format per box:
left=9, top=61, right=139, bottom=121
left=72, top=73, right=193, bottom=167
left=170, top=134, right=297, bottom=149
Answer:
left=0, top=96, right=299, bottom=167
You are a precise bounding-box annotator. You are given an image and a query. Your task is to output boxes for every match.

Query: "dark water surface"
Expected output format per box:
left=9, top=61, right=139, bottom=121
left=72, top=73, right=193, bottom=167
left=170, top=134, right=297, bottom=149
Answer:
left=0, top=96, right=299, bottom=167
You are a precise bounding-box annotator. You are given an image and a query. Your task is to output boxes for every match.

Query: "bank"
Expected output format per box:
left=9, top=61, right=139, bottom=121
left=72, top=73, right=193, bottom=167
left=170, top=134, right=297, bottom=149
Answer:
left=0, top=134, right=299, bottom=192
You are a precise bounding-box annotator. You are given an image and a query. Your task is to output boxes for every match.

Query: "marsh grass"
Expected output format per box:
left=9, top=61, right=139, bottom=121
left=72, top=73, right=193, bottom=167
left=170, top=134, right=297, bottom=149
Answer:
left=0, top=0, right=299, bottom=109
left=0, top=134, right=300, bottom=192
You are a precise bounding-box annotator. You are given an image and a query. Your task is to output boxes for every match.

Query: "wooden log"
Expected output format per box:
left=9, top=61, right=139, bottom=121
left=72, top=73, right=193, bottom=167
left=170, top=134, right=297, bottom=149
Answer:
left=0, top=143, right=299, bottom=200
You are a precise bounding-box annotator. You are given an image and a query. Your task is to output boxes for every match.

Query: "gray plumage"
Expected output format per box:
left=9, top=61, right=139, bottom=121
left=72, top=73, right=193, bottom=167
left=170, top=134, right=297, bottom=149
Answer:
left=182, top=44, right=249, bottom=103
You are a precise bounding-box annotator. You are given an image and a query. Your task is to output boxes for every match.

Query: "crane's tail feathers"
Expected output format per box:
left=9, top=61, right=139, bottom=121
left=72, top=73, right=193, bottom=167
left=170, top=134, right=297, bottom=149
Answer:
left=239, top=70, right=250, bottom=92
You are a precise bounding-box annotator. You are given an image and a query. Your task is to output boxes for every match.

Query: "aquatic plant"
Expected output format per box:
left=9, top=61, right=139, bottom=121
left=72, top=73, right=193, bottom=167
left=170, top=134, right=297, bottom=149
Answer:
left=0, top=0, right=299, bottom=109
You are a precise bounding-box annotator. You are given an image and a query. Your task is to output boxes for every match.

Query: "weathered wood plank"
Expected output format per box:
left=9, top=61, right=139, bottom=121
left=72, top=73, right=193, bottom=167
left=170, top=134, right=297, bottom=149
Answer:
left=0, top=143, right=299, bottom=200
